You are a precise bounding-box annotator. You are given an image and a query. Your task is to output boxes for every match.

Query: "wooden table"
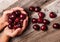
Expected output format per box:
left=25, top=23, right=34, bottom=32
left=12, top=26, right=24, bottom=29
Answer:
left=2, top=0, right=60, bottom=42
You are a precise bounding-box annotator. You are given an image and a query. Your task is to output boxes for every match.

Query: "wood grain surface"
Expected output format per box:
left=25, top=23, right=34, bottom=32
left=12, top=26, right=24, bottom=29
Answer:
left=1, top=0, right=60, bottom=42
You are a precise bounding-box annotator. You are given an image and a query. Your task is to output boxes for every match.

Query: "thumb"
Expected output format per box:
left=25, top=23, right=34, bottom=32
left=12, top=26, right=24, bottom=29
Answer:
left=4, top=22, right=9, bottom=27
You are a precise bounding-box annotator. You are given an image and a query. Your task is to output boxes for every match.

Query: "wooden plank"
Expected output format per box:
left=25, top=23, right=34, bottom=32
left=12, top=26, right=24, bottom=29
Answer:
left=0, top=0, right=57, bottom=42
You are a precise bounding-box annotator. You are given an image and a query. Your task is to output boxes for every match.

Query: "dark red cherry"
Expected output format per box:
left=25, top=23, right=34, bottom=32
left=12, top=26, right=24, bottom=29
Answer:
left=33, top=24, right=40, bottom=30
left=49, top=12, right=57, bottom=18
left=43, top=19, right=50, bottom=25
left=15, top=18, right=20, bottom=22
left=8, top=24, right=13, bottom=29
left=17, top=23, right=22, bottom=28
left=53, top=23, right=60, bottom=29
left=8, top=19, right=13, bottom=24
left=20, top=14, right=26, bottom=20
left=13, top=25, right=18, bottom=29
left=12, top=10, right=21, bottom=17
left=40, top=25, right=48, bottom=31
left=38, top=18, right=43, bottom=23
left=20, top=19, right=23, bottom=23
left=38, top=12, right=45, bottom=18
left=9, top=14, right=16, bottom=20
left=32, top=18, right=37, bottom=23
left=13, top=23, right=22, bottom=29
left=14, top=21, right=17, bottom=25
left=34, top=7, right=41, bottom=12
left=29, top=6, right=35, bottom=11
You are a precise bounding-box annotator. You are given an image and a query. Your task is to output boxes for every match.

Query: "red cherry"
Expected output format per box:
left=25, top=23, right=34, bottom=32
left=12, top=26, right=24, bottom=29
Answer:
left=34, top=7, right=41, bottom=12
left=49, top=12, right=57, bottom=18
left=17, top=23, right=22, bottom=28
left=20, top=14, right=26, bottom=20
left=8, top=24, right=13, bottom=29
left=38, top=18, right=43, bottom=23
left=38, top=12, right=45, bottom=18
left=33, top=24, right=40, bottom=30
left=29, top=6, right=35, bottom=11
left=13, top=23, right=22, bottom=29
left=32, top=18, right=37, bottom=23
left=20, top=19, right=23, bottom=23
left=13, top=25, right=18, bottom=29
left=40, top=25, right=48, bottom=31
left=53, top=23, right=60, bottom=29
left=9, top=14, right=16, bottom=20
left=8, top=19, right=13, bottom=24
left=12, top=10, right=21, bottom=17
left=15, top=18, right=20, bottom=22
left=43, top=19, right=50, bottom=25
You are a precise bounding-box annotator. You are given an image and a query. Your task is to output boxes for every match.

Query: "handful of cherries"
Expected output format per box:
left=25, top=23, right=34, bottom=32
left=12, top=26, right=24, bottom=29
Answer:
left=8, top=10, right=27, bottom=29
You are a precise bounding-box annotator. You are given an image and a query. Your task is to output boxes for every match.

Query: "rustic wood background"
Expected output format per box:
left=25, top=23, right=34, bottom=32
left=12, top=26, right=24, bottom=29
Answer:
left=2, top=0, right=60, bottom=42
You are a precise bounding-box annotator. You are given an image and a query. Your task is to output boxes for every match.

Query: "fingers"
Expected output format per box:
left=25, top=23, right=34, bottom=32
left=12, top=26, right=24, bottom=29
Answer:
left=12, top=7, right=24, bottom=11
left=17, top=17, right=28, bottom=35
left=3, top=10, right=13, bottom=15
left=3, top=7, right=24, bottom=15
left=22, top=17, right=28, bottom=31
left=12, top=7, right=26, bottom=14
left=11, top=28, right=21, bottom=37
left=21, top=11, right=27, bottom=14
left=4, top=27, right=22, bottom=37
left=3, top=22, right=9, bottom=27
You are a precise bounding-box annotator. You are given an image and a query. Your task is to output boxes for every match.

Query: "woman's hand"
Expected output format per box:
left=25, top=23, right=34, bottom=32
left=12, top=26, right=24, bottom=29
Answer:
left=2, top=7, right=28, bottom=37
left=0, top=7, right=28, bottom=42
left=3, top=16, right=28, bottom=37
left=0, top=7, right=28, bottom=31
left=0, top=7, right=24, bottom=30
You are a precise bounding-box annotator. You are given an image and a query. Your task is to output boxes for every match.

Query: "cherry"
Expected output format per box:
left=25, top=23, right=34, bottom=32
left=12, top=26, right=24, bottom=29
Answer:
left=49, top=12, right=57, bottom=18
left=20, top=14, right=26, bottom=20
left=8, top=24, right=13, bottom=29
left=8, top=18, right=13, bottom=24
left=13, top=25, right=18, bottom=29
left=33, top=24, right=40, bottom=30
left=17, top=23, right=22, bottom=28
left=34, top=7, right=41, bottom=12
left=32, top=18, right=37, bottom=23
left=15, top=18, right=20, bottom=22
left=53, top=23, right=60, bottom=29
left=13, top=23, right=22, bottom=29
left=43, top=19, right=50, bottom=25
left=38, top=18, right=43, bottom=23
left=40, top=25, right=48, bottom=31
left=29, top=6, right=35, bottom=11
left=12, top=10, right=21, bottom=17
left=38, top=12, right=45, bottom=18
left=14, top=21, right=17, bottom=25
left=9, top=14, right=16, bottom=20
left=20, top=19, right=23, bottom=23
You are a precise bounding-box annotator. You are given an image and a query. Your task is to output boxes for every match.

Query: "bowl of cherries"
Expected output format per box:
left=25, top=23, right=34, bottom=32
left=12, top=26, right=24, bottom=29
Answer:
left=8, top=10, right=27, bottom=29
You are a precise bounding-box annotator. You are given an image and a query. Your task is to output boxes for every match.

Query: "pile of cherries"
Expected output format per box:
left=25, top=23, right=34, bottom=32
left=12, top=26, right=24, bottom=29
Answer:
left=8, top=6, right=60, bottom=31
left=29, top=6, right=60, bottom=31
left=8, top=10, right=27, bottom=29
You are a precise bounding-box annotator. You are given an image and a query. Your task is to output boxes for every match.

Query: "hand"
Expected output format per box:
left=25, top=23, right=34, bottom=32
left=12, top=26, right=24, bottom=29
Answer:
left=2, top=7, right=24, bottom=22
left=0, top=7, right=28, bottom=31
left=0, top=7, right=28, bottom=42
left=2, top=7, right=28, bottom=37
